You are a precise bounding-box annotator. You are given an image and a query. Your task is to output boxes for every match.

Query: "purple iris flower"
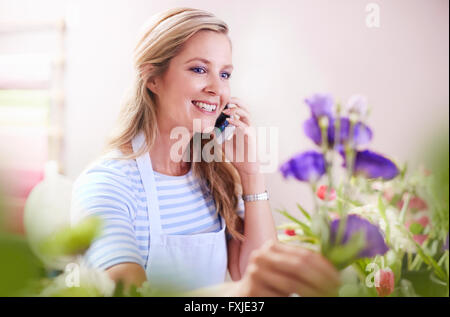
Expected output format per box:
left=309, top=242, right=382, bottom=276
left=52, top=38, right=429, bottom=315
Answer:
left=303, top=117, right=372, bottom=149
left=343, top=150, right=399, bottom=180
left=330, top=214, right=389, bottom=258
left=280, top=151, right=326, bottom=183
left=304, top=93, right=334, bottom=119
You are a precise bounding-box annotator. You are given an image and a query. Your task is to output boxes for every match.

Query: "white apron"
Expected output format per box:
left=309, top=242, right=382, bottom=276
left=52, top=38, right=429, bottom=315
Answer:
left=131, top=132, right=228, bottom=293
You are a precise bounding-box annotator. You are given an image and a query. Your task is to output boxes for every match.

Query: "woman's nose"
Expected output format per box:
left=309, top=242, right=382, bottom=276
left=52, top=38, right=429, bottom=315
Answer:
left=204, top=74, right=225, bottom=96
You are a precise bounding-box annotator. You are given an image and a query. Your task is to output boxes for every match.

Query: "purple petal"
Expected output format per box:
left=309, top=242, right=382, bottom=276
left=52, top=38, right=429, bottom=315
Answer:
left=353, top=150, right=399, bottom=180
left=328, top=118, right=373, bottom=148
left=304, top=116, right=373, bottom=149
left=330, top=214, right=389, bottom=258
left=341, top=150, right=399, bottom=180
left=279, top=151, right=326, bottom=183
left=303, top=118, right=322, bottom=146
left=304, top=93, right=334, bottom=119
left=353, top=122, right=373, bottom=146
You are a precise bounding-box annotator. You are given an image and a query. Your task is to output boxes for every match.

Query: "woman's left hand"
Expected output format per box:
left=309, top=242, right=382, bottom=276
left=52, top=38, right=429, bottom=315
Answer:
left=221, top=97, right=260, bottom=176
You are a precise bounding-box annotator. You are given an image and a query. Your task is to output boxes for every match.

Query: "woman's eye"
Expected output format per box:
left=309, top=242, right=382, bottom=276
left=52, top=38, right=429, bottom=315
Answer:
left=190, top=67, right=231, bottom=80
left=221, top=72, right=232, bottom=80
left=191, top=67, right=206, bottom=74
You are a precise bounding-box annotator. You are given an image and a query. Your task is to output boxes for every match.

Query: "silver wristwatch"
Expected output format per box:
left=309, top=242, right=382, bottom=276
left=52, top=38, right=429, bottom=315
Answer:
left=242, top=190, right=269, bottom=202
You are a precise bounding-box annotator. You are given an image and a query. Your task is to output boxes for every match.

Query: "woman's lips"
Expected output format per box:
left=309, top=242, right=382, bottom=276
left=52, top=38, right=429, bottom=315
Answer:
left=191, top=101, right=218, bottom=115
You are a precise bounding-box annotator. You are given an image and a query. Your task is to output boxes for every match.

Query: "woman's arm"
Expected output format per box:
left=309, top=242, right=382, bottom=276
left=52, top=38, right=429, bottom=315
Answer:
left=105, top=262, right=147, bottom=292
left=236, top=172, right=278, bottom=277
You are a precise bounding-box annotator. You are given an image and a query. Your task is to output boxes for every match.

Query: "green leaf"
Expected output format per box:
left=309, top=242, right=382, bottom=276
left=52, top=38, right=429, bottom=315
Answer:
left=39, top=217, right=103, bottom=256
left=325, top=231, right=366, bottom=270
left=378, top=195, right=390, bottom=244
left=409, top=223, right=424, bottom=235
left=275, top=209, right=314, bottom=237
left=296, top=203, right=311, bottom=221
left=311, top=213, right=331, bottom=254
left=390, top=193, right=402, bottom=206
left=113, top=280, right=125, bottom=297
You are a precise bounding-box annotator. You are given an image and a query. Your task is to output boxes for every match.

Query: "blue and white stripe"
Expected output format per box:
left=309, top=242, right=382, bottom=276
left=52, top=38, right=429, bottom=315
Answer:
left=70, top=152, right=245, bottom=271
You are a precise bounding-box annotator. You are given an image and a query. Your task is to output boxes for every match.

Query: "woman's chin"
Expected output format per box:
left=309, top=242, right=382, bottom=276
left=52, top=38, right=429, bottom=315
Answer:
left=190, top=117, right=217, bottom=134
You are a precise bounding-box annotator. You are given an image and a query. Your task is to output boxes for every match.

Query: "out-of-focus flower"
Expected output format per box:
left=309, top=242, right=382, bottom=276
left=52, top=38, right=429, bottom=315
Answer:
left=316, top=185, right=336, bottom=201
left=328, top=118, right=373, bottom=149
left=343, top=150, right=399, bottom=180
left=346, top=94, right=369, bottom=118
left=303, top=117, right=372, bottom=149
left=285, top=229, right=296, bottom=236
left=405, top=215, right=430, bottom=245
left=330, top=214, right=389, bottom=258
left=349, top=205, right=417, bottom=253
left=444, top=233, right=449, bottom=251
left=397, top=195, right=428, bottom=212
left=280, top=151, right=326, bottom=183
left=304, top=93, right=334, bottom=119
left=375, top=268, right=395, bottom=297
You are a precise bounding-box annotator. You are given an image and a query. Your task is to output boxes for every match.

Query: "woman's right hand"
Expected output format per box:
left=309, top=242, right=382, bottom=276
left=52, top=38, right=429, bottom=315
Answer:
left=233, top=240, right=341, bottom=297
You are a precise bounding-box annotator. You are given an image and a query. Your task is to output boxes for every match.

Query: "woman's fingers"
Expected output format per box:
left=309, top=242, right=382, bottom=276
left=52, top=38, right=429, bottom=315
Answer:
left=229, top=97, right=251, bottom=113
left=247, top=241, right=341, bottom=297
left=271, top=243, right=341, bottom=290
left=226, top=117, right=248, bottom=131
left=223, top=108, right=251, bottom=126
left=257, top=245, right=336, bottom=295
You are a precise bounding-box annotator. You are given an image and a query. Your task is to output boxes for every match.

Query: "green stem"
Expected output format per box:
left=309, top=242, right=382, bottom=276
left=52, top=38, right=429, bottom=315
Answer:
left=399, top=192, right=411, bottom=224
left=310, top=182, right=319, bottom=215
left=352, top=263, right=367, bottom=284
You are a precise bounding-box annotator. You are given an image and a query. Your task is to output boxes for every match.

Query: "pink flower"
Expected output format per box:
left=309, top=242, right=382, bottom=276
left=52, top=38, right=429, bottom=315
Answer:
left=413, top=235, right=428, bottom=245
left=397, top=195, right=428, bottom=212
left=405, top=215, right=430, bottom=245
left=375, top=268, right=395, bottom=297
left=316, top=185, right=336, bottom=201
left=382, top=188, right=395, bottom=202
left=285, top=229, right=296, bottom=236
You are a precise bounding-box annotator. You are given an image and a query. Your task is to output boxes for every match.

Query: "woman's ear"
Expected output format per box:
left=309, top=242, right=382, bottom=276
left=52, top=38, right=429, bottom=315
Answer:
left=139, top=64, right=159, bottom=94
left=146, top=77, right=159, bottom=95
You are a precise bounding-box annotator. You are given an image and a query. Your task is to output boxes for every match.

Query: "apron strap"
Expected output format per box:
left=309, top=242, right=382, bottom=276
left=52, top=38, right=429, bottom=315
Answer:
left=132, top=131, right=162, bottom=238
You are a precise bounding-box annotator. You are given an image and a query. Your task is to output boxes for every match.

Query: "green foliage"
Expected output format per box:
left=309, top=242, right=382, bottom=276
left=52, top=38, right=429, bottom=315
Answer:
left=0, top=232, right=45, bottom=296
left=324, top=232, right=366, bottom=270
left=409, top=223, right=424, bottom=235
left=39, top=217, right=103, bottom=257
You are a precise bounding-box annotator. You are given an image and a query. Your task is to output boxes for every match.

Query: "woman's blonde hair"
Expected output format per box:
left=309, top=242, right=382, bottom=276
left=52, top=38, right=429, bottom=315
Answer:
left=103, top=7, right=244, bottom=241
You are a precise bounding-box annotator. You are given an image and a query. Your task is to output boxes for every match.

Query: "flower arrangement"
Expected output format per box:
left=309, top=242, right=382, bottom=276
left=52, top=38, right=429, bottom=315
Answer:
left=278, top=93, right=449, bottom=297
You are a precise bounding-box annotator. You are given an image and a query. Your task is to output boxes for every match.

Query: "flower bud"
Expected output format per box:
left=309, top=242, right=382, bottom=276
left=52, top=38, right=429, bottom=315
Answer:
left=316, top=185, right=336, bottom=201
left=375, top=268, right=395, bottom=297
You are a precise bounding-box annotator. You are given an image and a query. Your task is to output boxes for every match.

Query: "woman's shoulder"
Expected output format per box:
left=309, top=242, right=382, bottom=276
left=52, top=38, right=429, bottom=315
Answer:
left=73, top=149, right=138, bottom=190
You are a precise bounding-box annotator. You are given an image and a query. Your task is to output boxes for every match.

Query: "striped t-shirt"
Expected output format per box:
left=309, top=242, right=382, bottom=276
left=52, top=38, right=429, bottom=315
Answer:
left=70, top=151, right=245, bottom=271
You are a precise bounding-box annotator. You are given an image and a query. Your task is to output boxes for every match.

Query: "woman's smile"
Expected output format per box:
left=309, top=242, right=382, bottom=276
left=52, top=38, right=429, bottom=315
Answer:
left=191, top=100, right=218, bottom=115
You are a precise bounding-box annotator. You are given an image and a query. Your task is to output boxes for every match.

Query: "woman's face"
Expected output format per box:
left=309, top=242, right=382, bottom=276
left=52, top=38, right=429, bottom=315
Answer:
left=148, top=30, right=233, bottom=134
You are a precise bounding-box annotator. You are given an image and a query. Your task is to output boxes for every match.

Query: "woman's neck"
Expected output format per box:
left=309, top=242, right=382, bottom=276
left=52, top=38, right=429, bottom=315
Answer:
left=149, top=124, right=192, bottom=176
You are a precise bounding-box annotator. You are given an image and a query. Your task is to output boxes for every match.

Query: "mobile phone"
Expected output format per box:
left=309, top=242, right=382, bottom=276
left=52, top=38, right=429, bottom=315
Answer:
left=214, top=104, right=235, bottom=144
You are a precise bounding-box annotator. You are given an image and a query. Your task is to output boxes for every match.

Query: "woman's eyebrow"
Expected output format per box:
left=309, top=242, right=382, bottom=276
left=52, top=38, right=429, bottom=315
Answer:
left=185, top=57, right=233, bottom=70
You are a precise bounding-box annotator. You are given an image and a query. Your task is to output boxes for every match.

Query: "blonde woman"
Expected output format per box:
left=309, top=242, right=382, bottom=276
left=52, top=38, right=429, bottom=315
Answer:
left=71, top=7, right=340, bottom=296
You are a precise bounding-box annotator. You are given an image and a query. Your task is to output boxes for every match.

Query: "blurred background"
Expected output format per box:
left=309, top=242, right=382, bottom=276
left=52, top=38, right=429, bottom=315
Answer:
left=0, top=0, right=448, bottom=235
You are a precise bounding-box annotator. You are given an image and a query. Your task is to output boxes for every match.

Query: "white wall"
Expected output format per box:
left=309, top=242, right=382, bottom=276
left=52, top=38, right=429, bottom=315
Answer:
left=1, top=0, right=448, bottom=222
